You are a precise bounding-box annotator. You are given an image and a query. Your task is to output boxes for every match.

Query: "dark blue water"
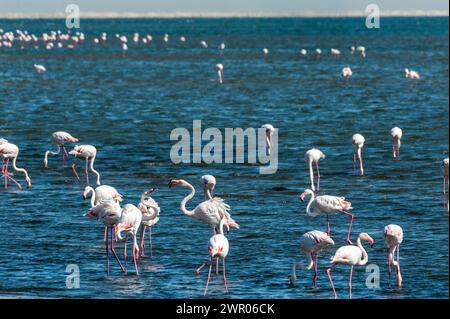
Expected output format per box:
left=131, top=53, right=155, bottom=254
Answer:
left=0, top=17, right=448, bottom=299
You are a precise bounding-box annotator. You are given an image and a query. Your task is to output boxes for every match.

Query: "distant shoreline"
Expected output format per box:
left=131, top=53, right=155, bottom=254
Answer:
left=0, top=10, right=448, bottom=19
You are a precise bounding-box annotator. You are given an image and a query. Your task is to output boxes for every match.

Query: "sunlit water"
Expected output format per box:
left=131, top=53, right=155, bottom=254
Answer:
left=0, top=17, right=448, bottom=299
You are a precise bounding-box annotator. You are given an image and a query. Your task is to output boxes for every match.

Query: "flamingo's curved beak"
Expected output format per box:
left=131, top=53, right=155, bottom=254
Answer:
left=82, top=195, right=86, bottom=200
left=300, top=193, right=306, bottom=202
left=145, top=188, right=157, bottom=195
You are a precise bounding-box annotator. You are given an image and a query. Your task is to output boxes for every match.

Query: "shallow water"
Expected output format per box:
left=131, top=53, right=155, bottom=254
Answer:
left=0, top=17, right=448, bottom=299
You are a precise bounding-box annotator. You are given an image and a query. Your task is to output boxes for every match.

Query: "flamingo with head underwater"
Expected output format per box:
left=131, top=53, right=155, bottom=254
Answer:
left=352, top=134, right=365, bottom=175
left=384, top=224, right=403, bottom=288
left=43, top=131, right=78, bottom=168
left=390, top=127, right=403, bottom=159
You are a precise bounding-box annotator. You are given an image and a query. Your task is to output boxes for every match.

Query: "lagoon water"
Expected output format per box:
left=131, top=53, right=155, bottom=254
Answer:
left=0, top=17, right=448, bottom=298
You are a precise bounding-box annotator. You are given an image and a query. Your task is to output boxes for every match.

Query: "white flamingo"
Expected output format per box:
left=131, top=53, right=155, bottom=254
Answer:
left=299, top=49, right=307, bottom=57
left=69, top=145, right=101, bottom=186
left=341, top=67, right=352, bottom=79
left=263, top=48, right=269, bottom=56
left=326, top=232, right=374, bottom=299
left=0, top=140, right=31, bottom=189
left=201, top=174, right=216, bottom=200
left=194, top=218, right=230, bottom=296
left=216, top=64, right=224, bottom=84
left=300, top=189, right=354, bottom=244
left=262, top=124, right=275, bottom=156
left=44, top=131, right=79, bottom=168
left=352, top=134, right=365, bottom=175
left=83, top=185, right=123, bottom=208
left=200, top=41, right=208, bottom=48
left=390, top=127, right=403, bottom=159
left=356, top=46, right=366, bottom=58
left=138, top=188, right=160, bottom=258
left=289, top=230, right=335, bottom=288
left=305, top=148, right=325, bottom=192
left=330, top=48, right=341, bottom=56
left=405, top=68, right=420, bottom=80
left=383, top=224, right=403, bottom=288
left=34, top=63, right=46, bottom=74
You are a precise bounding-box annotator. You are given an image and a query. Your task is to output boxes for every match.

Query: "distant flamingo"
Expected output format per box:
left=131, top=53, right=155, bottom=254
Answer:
left=168, top=179, right=239, bottom=234
left=138, top=188, right=160, bottom=258
left=83, top=185, right=123, bottom=208
left=116, top=203, right=143, bottom=275
left=85, top=201, right=125, bottom=275
left=315, top=48, right=322, bottom=57
left=326, top=232, right=374, bottom=299
left=300, top=189, right=354, bottom=244
left=219, top=42, right=225, bottom=51
left=405, top=68, right=420, bottom=80
left=305, top=148, right=325, bottom=192
left=0, top=139, right=31, bottom=190
left=289, top=230, right=335, bottom=288
left=216, top=64, right=224, bottom=84
left=195, top=218, right=230, bottom=296
left=341, top=67, right=352, bottom=79
left=352, top=134, right=365, bottom=175
left=200, top=41, right=208, bottom=48
left=299, top=49, right=307, bottom=57
left=34, top=63, right=46, bottom=74
left=262, top=124, right=275, bottom=156
left=263, top=48, right=269, bottom=56
left=390, top=127, right=403, bottom=159
left=330, top=48, right=341, bottom=56
left=69, top=145, right=101, bottom=186
left=201, top=174, right=216, bottom=200
left=44, top=131, right=79, bottom=168
left=356, top=46, right=366, bottom=58
left=383, top=224, right=403, bottom=288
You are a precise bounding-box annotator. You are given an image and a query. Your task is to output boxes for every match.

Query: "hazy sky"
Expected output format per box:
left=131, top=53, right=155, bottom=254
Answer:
left=1, top=0, right=449, bottom=13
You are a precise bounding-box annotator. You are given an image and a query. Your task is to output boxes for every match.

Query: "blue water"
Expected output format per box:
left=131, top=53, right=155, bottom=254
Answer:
left=0, top=17, right=448, bottom=299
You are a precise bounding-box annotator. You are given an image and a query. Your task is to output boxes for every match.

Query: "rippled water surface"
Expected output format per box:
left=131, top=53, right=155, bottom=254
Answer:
left=0, top=17, right=448, bottom=299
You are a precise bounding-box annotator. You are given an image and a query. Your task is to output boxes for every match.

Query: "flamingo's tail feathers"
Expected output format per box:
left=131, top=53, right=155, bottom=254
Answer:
left=227, top=218, right=239, bottom=229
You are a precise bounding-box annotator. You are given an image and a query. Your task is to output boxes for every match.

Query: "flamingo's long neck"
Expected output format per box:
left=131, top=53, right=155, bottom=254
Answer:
left=204, top=188, right=213, bottom=200
left=140, top=193, right=159, bottom=220
left=356, top=236, right=369, bottom=266
left=44, top=145, right=61, bottom=166
left=218, top=218, right=226, bottom=235
left=89, top=154, right=101, bottom=186
left=180, top=183, right=196, bottom=217
left=12, top=156, right=30, bottom=186
left=306, top=192, right=315, bottom=216
left=85, top=186, right=95, bottom=207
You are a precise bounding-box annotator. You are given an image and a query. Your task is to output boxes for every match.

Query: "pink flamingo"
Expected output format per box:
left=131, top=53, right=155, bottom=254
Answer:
left=0, top=139, right=31, bottom=190
left=326, top=232, right=374, bottom=299
left=138, top=188, right=160, bottom=258
left=390, top=127, right=403, bottom=159
left=85, top=201, right=125, bottom=275
left=195, top=218, right=230, bottom=296
left=352, top=134, right=365, bottom=175
left=262, top=124, right=275, bottom=156
left=289, top=230, right=335, bottom=288
left=83, top=185, right=123, bottom=207
left=384, top=224, right=403, bottom=288
left=43, top=131, right=78, bottom=168
left=305, top=148, right=325, bottom=191
left=69, top=145, right=101, bottom=186
left=216, top=64, right=224, bottom=84
left=300, top=189, right=354, bottom=244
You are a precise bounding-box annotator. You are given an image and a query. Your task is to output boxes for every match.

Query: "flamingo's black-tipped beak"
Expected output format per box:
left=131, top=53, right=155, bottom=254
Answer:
left=82, top=195, right=86, bottom=200
left=168, top=181, right=173, bottom=188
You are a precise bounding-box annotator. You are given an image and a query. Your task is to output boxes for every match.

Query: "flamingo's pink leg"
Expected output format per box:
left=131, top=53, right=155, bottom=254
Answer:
left=105, top=227, right=110, bottom=275
left=85, top=158, right=90, bottom=185
left=387, top=248, right=392, bottom=288
left=326, top=214, right=330, bottom=235
left=396, top=245, right=402, bottom=288
left=312, top=253, right=318, bottom=288
left=315, top=161, right=321, bottom=191
left=6, top=175, right=23, bottom=190
left=223, top=258, right=228, bottom=293
left=123, top=233, right=128, bottom=272
left=392, top=144, right=396, bottom=159
left=349, top=265, right=353, bottom=299
left=104, top=226, right=107, bottom=242
left=340, top=210, right=354, bottom=245
left=4, top=159, right=22, bottom=190
left=133, top=238, right=139, bottom=276
left=326, top=264, right=337, bottom=299
left=149, top=227, right=153, bottom=258
left=2, top=160, right=7, bottom=189
left=353, top=153, right=356, bottom=172
left=62, top=145, right=69, bottom=158
left=195, top=260, right=209, bottom=275
left=110, top=227, right=126, bottom=273
left=216, top=257, right=219, bottom=276
left=204, top=258, right=213, bottom=296
left=71, top=159, right=80, bottom=180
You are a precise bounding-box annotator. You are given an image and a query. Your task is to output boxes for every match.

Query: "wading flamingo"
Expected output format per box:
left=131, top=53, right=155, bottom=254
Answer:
left=390, top=127, right=403, bottom=159
left=34, top=63, right=46, bottom=74
left=326, top=232, right=374, bottom=299
left=356, top=46, right=366, bottom=58
left=85, top=201, right=125, bottom=275
left=69, top=145, right=101, bottom=186
left=289, top=230, right=335, bottom=288
left=263, top=48, right=269, bottom=56
left=216, top=64, right=224, bottom=84
left=200, top=41, right=208, bottom=48
left=83, top=185, right=123, bottom=208
left=405, top=68, right=420, bottom=80
left=305, top=149, right=325, bottom=192
left=352, top=134, right=365, bottom=175
left=341, top=67, right=352, bottom=79
left=0, top=140, right=31, bottom=190
left=138, top=188, right=160, bottom=258
left=383, top=224, right=403, bottom=288
left=43, top=131, right=79, bottom=168
left=330, top=48, right=341, bottom=56
left=300, top=189, right=354, bottom=244
left=262, top=124, right=275, bottom=156
left=116, top=203, right=142, bottom=275
left=195, top=218, right=230, bottom=296
left=168, top=179, right=239, bottom=234
left=201, top=174, right=216, bottom=200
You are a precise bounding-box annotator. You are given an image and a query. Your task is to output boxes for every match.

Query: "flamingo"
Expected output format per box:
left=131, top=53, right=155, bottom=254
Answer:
left=69, top=145, right=101, bottom=186
left=180, top=36, right=186, bottom=42
left=289, top=230, right=335, bottom=288
left=384, top=224, right=403, bottom=288
left=305, top=148, right=325, bottom=192
left=326, top=232, right=374, bottom=299
left=315, top=48, right=322, bottom=57
left=138, top=188, right=160, bottom=258
left=405, top=68, right=420, bottom=80
left=201, top=174, right=216, bottom=200
left=194, top=218, right=230, bottom=296
left=116, top=203, right=143, bottom=275
left=299, top=49, right=307, bottom=57
left=350, top=46, right=355, bottom=55
left=390, top=127, right=403, bottom=159
left=356, top=46, right=366, bottom=58
left=216, top=64, right=224, bottom=84
left=85, top=201, right=125, bottom=275
left=352, top=134, right=365, bottom=175
left=263, top=48, right=269, bottom=56
left=200, top=41, right=208, bottom=48
left=300, top=189, right=354, bottom=244
left=34, top=63, right=46, bottom=74
left=219, top=42, right=225, bottom=51
left=0, top=139, right=31, bottom=189
left=83, top=185, right=123, bottom=208
left=330, top=48, right=341, bottom=56
left=43, top=131, right=79, bottom=168
left=262, top=124, right=275, bottom=156
left=168, top=179, right=239, bottom=234
left=341, top=67, right=352, bottom=79
left=442, top=158, right=449, bottom=210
